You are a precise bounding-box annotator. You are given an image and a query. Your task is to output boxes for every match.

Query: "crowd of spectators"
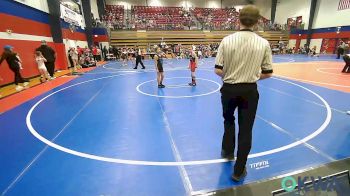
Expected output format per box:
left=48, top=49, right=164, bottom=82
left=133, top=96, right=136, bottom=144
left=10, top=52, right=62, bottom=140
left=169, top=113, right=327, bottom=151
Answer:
left=99, top=5, right=286, bottom=31
left=103, top=43, right=221, bottom=62
left=129, top=6, right=194, bottom=30
left=100, top=5, right=125, bottom=29
left=67, top=46, right=101, bottom=70
left=191, top=7, right=240, bottom=30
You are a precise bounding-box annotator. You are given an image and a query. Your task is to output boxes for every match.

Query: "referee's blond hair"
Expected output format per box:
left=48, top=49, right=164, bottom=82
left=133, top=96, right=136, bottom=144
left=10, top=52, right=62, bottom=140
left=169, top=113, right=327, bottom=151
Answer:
left=239, top=5, right=260, bottom=27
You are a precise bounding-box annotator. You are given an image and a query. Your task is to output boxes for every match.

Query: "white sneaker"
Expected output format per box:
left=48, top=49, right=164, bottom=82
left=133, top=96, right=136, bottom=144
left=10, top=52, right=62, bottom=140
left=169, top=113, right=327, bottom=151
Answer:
left=15, top=85, right=24, bottom=91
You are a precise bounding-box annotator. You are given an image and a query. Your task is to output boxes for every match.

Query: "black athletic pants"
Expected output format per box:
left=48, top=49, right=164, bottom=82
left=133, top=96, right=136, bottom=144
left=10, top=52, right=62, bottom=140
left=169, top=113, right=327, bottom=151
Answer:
left=221, top=83, right=259, bottom=174
left=337, top=48, right=344, bottom=59
left=135, top=56, right=145, bottom=68
left=68, top=56, right=74, bottom=68
left=342, top=56, right=350, bottom=73
left=9, top=64, right=27, bottom=85
left=45, top=61, right=55, bottom=77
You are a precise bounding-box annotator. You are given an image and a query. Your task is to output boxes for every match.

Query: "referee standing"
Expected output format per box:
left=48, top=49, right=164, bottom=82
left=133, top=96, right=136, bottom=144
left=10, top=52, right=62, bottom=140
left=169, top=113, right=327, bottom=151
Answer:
left=214, top=5, right=273, bottom=181
left=134, top=46, right=145, bottom=69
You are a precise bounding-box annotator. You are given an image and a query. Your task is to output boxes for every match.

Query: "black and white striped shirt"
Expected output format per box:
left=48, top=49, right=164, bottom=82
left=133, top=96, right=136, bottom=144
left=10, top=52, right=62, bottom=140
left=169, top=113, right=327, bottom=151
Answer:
left=215, top=29, right=273, bottom=84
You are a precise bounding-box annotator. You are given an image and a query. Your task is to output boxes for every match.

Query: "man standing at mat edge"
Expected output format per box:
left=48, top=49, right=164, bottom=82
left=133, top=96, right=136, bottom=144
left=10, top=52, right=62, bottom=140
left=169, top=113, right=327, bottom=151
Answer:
left=36, top=40, right=56, bottom=79
left=134, top=46, right=145, bottom=69
left=214, top=5, right=273, bottom=182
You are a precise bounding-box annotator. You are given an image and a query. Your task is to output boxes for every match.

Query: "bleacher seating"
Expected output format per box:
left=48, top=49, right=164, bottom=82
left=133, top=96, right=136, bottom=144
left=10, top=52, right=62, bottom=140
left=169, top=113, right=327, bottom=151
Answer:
left=110, top=30, right=289, bottom=48
left=130, top=6, right=193, bottom=30
left=191, top=8, right=240, bottom=30
left=102, top=5, right=124, bottom=29
left=102, top=4, right=284, bottom=31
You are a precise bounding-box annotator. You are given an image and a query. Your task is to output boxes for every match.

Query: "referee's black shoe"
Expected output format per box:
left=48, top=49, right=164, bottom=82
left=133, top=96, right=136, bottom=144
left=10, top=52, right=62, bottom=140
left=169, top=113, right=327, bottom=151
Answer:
left=221, top=150, right=235, bottom=160
left=232, top=167, right=247, bottom=182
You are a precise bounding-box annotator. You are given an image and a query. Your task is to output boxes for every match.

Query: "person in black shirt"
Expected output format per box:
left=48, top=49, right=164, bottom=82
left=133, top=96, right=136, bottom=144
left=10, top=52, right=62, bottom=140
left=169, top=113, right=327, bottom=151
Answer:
left=102, top=46, right=108, bottom=60
left=0, top=45, right=29, bottom=91
left=342, top=54, right=350, bottom=73
left=67, top=48, right=74, bottom=68
left=154, top=47, right=165, bottom=88
left=337, top=41, right=345, bottom=59
left=112, top=46, right=118, bottom=60
left=35, top=40, right=56, bottom=78
left=134, top=46, right=145, bottom=69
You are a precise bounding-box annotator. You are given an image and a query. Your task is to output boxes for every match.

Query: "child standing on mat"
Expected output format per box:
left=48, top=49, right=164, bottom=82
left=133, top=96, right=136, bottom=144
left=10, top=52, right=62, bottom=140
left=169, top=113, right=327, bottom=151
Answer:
left=121, top=48, right=127, bottom=67
left=188, top=50, right=198, bottom=86
left=35, top=51, right=50, bottom=82
left=69, top=48, right=79, bottom=72
left=154, top=47, right=165, bottom=88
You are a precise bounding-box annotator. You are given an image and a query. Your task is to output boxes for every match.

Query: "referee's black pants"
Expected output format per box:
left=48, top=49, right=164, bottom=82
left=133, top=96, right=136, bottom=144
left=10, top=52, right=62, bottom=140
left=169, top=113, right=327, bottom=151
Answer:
left=134, top=55, right=145, bottom=68
left=221, top=83, right=259, bottom=174
left=337, top=48, right=344, bottom=59
left=342, top=55, right=350, bottom=73
left=45, top=61, right=55, bottom=77
left=9, top=64, right=28, bottom=85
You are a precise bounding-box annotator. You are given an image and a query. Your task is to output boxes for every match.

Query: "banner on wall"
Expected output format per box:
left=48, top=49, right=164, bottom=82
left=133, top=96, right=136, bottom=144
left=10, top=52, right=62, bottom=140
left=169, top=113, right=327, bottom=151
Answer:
left=338, top=0, right=350, bottom=10
left=296, top=16, right=302, bottom=28
left=287, top=16, right=303, bottom=30
left=60, top=4, right=85, bottom=28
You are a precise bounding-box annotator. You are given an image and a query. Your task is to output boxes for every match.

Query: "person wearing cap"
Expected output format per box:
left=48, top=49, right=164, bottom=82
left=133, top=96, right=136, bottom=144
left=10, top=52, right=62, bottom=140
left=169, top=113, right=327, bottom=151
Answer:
left=0, top=45, right=29, bottom=91
left=215, top=5, right=273, bottom=182
left=35, top=40, right=56, bottom=79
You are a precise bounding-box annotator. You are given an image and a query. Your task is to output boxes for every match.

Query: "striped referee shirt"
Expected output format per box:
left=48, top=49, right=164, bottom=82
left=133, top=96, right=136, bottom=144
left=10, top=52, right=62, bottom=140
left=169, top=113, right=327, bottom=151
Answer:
left=215, top=29, right=273, bottom=84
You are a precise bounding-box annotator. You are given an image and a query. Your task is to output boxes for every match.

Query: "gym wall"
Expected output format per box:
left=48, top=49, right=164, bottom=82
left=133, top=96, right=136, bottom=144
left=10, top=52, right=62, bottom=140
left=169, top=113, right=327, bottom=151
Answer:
left=313, top=0, right=350, bottom=29
left=0, top=0, right=54, bottom=85
left=275, top=0, right=311, bottom=30
left=91, top=0, right=100, bottom=19
left=0, top=0, right=89, bottom=86
left=280, top=0, right=350, bottom=53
